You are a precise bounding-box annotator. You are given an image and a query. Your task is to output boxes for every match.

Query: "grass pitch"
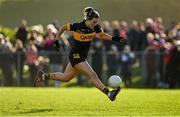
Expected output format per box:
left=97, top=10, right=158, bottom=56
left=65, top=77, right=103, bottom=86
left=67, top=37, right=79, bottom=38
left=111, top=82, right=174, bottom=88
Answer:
left=0, top=87, right=180, bottom=116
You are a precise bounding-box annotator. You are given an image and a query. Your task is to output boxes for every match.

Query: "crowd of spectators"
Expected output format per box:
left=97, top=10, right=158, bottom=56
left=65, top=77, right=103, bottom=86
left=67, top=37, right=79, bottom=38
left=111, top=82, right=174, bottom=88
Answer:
left=0, top=17, right=180, bottom=88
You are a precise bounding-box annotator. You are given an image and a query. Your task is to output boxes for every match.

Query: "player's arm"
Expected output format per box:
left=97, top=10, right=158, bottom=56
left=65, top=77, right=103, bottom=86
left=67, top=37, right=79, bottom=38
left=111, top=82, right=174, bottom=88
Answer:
left=54, top=24, right=71, bottom=51
left=55, top=24, right=67, bottom=39
left=96, top=25, right=124, bottom=42
left=97, top=32, right=124, bottom=42
left=97, top=32, right=112, bottom=41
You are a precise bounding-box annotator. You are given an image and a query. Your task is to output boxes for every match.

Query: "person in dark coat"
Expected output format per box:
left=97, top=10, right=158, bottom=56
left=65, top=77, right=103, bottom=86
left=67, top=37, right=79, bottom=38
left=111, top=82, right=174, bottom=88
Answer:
left=119, top=45, right=135, bottom=87
left=91, top=39, right=103, bottom=82
left=16, top=20, right=28, bottom=47
left=14, top=39, right=25, bottom=86
left=0, top=34, right=14, bottom=86
left=166, top=40, right=180, bottom=88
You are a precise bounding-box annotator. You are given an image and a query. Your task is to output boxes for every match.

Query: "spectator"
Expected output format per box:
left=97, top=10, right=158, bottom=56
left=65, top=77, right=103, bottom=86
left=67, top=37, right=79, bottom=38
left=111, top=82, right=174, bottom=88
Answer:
left=167, top=40, right=180, bottom=88
left=138, top=22, right=148, bottom=71
left=176, top=22, right=180, bottom=40
left=91, top=39, right=104, bottom=82
left=13, top=39, right=25, bottom=86
left=101, top=20, right=112, bottom=52
left=128, top=21, right=145, bottom=69
left=145, top=33, right=159, bottom=87
left=163, top=41, right=174, bottom=86
left=119, top=45, right=135, bottom=87
left=166, top=21, right=177, bottom=40
left=128, top=20, right=141, bottom=51
left=16, top=19, right=28, bottom=47
left=31, top=25, right=44, bottom=50
left=42, top=24, right=57, bottom=51
left=138, top=22, right=148, bottom=51
left=112, top=20, right=127, bottom=51
left=111, top=20, right=120, bottom=36
left=154, top=17, right=164, bottom=34
left=26, top=39, right=38, bottom=85
left=119, top=21, right=128, bottom=39
left=0, top=34, right=13, bottom=86
left=106, top=44, right=119, bottom=77
left=145, top=18, right=155, bottom=34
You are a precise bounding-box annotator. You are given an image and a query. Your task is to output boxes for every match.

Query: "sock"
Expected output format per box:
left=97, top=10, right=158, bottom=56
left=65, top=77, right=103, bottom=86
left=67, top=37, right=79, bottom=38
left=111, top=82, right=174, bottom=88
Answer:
left=102, top=87, right=110, bottom=95
left=43, top=73, right=51, bottom=80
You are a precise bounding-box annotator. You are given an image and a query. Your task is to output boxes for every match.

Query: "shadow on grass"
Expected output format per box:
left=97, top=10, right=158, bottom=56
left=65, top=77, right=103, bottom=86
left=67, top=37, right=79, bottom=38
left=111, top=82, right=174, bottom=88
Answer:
left=20, top=108, right=53, bottom=114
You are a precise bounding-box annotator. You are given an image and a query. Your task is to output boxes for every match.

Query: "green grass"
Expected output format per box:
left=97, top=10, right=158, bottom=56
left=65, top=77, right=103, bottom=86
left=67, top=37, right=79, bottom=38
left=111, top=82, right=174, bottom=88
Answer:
left=0, top=88, right=180, bottom=116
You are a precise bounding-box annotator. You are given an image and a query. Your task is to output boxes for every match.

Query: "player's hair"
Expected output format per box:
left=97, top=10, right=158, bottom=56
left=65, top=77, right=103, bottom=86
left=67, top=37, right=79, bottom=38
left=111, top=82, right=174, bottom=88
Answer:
left=83, top=7, right=100, bottom=20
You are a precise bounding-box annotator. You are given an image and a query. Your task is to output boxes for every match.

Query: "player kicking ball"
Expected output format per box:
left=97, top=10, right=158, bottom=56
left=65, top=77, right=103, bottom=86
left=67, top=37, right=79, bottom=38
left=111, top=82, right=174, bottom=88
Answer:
left=34, top=7, right=124, bottom=101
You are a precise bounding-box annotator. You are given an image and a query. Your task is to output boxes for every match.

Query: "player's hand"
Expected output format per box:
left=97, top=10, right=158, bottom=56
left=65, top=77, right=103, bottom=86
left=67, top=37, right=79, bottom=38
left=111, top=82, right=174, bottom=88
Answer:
left=54, top=39, right=65, bottom=51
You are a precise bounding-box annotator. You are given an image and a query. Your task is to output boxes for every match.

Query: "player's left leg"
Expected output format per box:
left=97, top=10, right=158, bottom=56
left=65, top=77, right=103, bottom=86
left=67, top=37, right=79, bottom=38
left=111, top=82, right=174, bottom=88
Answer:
left=74, top=61, right=121, bottom=101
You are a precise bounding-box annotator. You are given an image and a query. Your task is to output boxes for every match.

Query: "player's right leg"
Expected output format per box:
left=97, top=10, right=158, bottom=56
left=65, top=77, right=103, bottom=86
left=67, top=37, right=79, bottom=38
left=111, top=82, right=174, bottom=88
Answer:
left=33, top=63, right=79, bottom=86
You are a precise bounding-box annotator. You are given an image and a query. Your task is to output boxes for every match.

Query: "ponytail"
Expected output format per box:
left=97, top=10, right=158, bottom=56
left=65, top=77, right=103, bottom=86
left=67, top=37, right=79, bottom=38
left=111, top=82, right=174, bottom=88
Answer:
left=83, top=7, right=100, bottom=20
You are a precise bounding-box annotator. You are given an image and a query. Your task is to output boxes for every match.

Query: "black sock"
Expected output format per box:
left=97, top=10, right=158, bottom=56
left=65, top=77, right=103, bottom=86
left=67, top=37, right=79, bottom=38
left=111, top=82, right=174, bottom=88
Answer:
left=44, top=73, right=51, bottom=80
left=102, top=87, right=109, bottom=95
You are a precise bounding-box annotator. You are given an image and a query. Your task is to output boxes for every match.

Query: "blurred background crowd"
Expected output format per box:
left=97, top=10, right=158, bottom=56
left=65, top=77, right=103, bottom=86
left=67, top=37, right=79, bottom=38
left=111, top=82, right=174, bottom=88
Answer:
left=0, top=17, right=180, bottom=88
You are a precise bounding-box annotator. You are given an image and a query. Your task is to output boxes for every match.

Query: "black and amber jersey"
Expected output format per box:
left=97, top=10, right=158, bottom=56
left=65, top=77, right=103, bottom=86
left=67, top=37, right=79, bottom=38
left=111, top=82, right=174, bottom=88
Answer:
left=66, top=20, right=103, bottom=58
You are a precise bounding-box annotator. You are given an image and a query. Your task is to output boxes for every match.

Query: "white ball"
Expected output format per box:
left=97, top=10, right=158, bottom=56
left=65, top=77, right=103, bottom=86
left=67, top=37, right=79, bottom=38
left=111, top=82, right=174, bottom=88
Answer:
left=108, top=75, right=122, bottom=88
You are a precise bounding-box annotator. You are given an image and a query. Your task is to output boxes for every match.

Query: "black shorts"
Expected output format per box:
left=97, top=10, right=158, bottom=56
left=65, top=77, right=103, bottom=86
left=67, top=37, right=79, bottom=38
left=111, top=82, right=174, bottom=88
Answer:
left=69, top=51, right=86, bottom=67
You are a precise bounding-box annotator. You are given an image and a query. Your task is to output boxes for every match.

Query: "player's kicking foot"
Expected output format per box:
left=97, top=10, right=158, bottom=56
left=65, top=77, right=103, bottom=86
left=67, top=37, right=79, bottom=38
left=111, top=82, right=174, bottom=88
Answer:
left=33, top=71, right=44, bottom=87
left=108, top=87, right=121, bottom=101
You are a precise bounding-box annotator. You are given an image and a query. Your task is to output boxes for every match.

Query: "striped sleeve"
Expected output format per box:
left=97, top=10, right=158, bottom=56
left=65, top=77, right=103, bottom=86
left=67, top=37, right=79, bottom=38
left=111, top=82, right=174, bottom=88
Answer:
left=66, top=22, right=79, bottom=31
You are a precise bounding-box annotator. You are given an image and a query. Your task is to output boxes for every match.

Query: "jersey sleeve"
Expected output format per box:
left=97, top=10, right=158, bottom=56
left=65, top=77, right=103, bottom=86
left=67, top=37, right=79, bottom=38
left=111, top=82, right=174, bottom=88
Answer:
left=95, top=24, right=104, bottom=34
left=66, top=23, right=79, bottom=31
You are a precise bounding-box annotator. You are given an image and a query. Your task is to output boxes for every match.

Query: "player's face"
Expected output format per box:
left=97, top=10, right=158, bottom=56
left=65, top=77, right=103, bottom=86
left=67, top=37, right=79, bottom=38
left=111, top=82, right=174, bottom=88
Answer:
left=89, top=18, right=99, bottom=28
